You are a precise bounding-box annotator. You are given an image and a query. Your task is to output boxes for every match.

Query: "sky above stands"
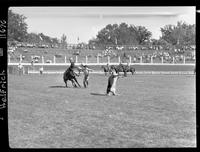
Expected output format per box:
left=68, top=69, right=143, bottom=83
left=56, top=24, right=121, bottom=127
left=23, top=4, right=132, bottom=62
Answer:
left=10, top=7, right=196, bottom=44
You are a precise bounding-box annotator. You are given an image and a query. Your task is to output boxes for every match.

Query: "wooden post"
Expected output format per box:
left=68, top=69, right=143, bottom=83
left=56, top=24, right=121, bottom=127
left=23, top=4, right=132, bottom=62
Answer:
left=118, top=56, right=121, bottom=63
left=20, top=54, right=22, bottom=63
left=42, top=56, right=44, bottom=64
left=85, top=56, right=88, bottom=63
left=173, top=57, right=175, bottom=64
left=140, top=56, right=142, bottom=63
left=65, top=56, right=67, bottom=63
left=75, top=56, right=78, bottom=63
left=54, top=56, right=56, bottom=64
left=97, top=56, right=99, bottom=63
left=151, top=56, right=153, bottom=63
left=107, top=56, right=110, bottom=63
left=183, top=56, right=185, bottom=64
left=129, top=56, right=132, bottom=63
left=161, top=56, right=163, bottom=64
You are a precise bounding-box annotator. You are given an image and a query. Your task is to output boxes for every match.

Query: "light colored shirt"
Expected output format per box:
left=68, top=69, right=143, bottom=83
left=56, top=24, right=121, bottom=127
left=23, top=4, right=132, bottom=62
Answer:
left=110, top=70, right=118, bottom=94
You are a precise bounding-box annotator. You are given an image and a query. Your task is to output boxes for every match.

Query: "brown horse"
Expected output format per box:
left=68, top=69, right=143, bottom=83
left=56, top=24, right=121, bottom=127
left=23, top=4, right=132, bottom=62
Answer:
left=63, top=68, right=81, bottom=88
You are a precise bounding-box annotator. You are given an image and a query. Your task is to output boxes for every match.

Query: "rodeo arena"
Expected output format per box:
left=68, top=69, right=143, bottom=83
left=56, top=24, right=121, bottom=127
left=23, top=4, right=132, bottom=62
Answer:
left=7, top=6, right=196, bottom=149
left=8, top=42, right=196, bottom=148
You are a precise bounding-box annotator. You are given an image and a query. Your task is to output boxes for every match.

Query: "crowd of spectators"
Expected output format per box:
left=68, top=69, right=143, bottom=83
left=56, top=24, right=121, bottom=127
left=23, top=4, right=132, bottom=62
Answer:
left=8, top=42, right=195, bottom=64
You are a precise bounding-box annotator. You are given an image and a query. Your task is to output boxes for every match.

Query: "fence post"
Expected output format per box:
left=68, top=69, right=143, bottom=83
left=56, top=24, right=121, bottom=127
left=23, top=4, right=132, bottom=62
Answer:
left=161, top=56, right=163, bottom=64
left=151, top=56, right=153, bottom=63
left=140, top=56, right=142, bottom=63
left=97, top=56, right=99, bottom=63
left=65, top=56, right=67, bottom=63
left=75, top=56, right=78, bottom=63
left=193, top=50, right=196, bottom=60
left=118, top=56, right=121, bottom=63
left=129, top=56, right=132, bottom=63
left=173, top=57, right=175, bottom=64
left=20, top=54, right=22, bottom=63
left=42, top=56, right=44, bottom=64
left=107, top=56, right=110, bottom=63
left=86, top=56, right=88, bottom=63
left=183, top=56, right=185, bottom=64
left=54, top=56, right=56, bottom=64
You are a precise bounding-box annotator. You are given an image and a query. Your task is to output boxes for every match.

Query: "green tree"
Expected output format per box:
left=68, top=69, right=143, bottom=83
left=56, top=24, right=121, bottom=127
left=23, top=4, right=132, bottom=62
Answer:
left=8, top=9, right=28, bottom=42
left=131, top=25, right=152, bottom=45
left=26, top=33, right=40, bottom=43
left=52, top=38, right=59, bottom=44
left=61, top=34, right=67, bottom=48
left=89, top=23, right=152, bottom=47
left=160, top=21, right=195, bottom=46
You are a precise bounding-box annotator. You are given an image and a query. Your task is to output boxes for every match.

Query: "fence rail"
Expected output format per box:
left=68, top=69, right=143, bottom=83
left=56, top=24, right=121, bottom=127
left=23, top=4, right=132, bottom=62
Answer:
left=27, top=70, right=195, bottom=75
left=8, top=62, right=195, bottom=66
left=8, top=54, right=195, bottom=66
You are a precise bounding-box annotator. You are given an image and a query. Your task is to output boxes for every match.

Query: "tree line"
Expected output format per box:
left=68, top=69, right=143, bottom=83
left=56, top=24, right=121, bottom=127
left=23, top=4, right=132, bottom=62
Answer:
left=89, top=22, right=195, bottom=48
left=8, top=9, right=195, bottom=49
left=8, top=10, right=60, bottom=46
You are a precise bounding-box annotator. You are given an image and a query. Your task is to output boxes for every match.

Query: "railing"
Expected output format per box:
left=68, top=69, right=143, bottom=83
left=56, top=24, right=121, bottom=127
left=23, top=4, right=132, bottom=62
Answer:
left=8, top=62, right=195, bottom=66
left=8, top=54, right=195, bottom=66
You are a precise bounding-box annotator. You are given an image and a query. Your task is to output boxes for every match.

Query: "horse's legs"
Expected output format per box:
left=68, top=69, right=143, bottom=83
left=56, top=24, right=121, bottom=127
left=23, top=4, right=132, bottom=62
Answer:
left=133, top=69, right=136, bottom=75
left=131, top=70, right=134, bottom=75
left=130, top=69, right=133, bottom=75
left=65, top=80, right=68, bottom=87
left=73, top=77, right=81, bottom=88
left=71, top=80, right=77, bottom=87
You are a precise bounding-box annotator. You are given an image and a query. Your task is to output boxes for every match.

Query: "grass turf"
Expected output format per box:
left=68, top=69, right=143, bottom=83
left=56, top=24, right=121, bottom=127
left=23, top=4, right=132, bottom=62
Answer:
left=8, top=74, right=196, bottom=148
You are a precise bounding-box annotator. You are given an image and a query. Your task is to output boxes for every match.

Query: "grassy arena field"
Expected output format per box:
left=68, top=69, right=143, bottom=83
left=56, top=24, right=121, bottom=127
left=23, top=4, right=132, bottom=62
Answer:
left=8, top=73, right=196, bottom=148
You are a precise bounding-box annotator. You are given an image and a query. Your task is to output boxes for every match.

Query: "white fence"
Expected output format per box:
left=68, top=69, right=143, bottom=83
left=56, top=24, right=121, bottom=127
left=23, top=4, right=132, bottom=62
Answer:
left=8, top=62, right=195, bottom=66
left=8, top=55, right=195, bottom=66
left=27, top=71, right=194, bottom=75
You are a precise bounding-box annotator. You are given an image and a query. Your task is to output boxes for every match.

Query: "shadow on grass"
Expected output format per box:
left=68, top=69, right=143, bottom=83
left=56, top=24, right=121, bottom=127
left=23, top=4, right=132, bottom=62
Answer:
left=49, top=86, right=66, bottom=88
left=49, top=86, right=83, bottom=89
left=90, top=93, right=107, bottom=96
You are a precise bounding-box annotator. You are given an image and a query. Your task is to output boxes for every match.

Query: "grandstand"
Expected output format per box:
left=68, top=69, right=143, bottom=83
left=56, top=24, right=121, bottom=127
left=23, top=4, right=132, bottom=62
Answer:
left=7, top=44, right=195, bottom=74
